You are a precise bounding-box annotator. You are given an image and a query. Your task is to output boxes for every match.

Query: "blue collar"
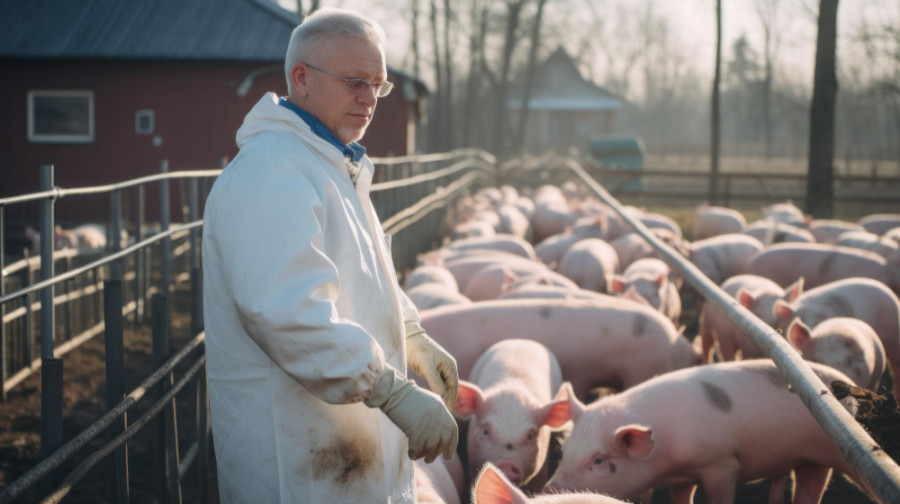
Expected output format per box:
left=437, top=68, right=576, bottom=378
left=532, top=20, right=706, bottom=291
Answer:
left=278, top=97, right=366, bottom=163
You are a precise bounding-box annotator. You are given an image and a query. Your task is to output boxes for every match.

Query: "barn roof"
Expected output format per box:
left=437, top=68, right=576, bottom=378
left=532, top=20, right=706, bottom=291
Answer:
left=507, top=47, right=621, bottom=111
left=0, top=0, right=303, bottom=61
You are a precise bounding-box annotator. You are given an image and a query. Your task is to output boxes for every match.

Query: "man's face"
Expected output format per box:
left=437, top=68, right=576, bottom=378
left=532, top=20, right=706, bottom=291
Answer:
left=297, top=37, right=386, bottom=145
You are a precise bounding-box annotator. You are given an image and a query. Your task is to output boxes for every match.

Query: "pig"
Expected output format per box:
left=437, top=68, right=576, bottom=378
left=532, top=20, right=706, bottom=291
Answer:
left=534, top=215, right=607, bottom=268
left=761, top=200, right=807, bottom=227
left=446, top=235, right=538, bottom=261
left=406, top=283, right=472, bottom=311
left=772, top=277, right=900, bottom=403
left=404, top=264, right=459, bottom=291
left=451, top=219, right=496, bottom=240
left=415, top=453, right=464, bottom=504
left=472, top=463, right=629, bottom=504
left=500, top=185, right=520, bottom=205
left=547, top=361, right=863, bottom=503
left=692, top=204, right=747, bottom=241
left=741, top=220, right=815, bottom=245
left=515, top=196, right=536, bottom=222
left=609, top=233, right=655, bottom=271
left=463, top=264, right=579, bottom=301
left=640, top=212, right=682, bottom=240
left=745, top=242, right=899, bottom=292
left=441, top=254, right=548, bottom=293
left=835, top=230, right=899, bottom=259
left=809, top=219, right=865, bottom=244
left=420, top=298, right=700, bottom=402
left=557, top=238, right=619, bottom=293
left=454, top=340, right=567, bottom=487
left=608, top=259, right=681, bottom=324
left=24, top=225, right=79, bottom=253
left=498, top=283, right=615, bottom=302
left=858, top=213, right=900, bottom=236
left=687, top=234, right=764, bottom=286
left=787, top=317, right=887, bottom=391
left=533, top=205, right=578, bottom=245
left=498, top=204, right=534, bottom=242
left=698, top=275, right=804, bottom=363
left=886, top=227, right=900, bottom=246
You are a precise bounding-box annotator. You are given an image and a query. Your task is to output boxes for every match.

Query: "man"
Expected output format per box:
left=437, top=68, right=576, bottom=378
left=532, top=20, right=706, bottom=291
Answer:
left=202, top=8, right=459, bottom=503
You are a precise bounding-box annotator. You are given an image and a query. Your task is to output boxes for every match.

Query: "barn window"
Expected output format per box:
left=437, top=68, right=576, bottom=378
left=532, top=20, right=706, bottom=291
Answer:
left=27, top=90, right=94, bottom=143
left=135, top=109, right=155, bottom=135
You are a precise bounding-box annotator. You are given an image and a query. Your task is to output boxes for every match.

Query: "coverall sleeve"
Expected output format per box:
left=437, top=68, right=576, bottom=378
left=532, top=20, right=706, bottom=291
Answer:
left=206, top=160, right=386, bottom=405
left=398, top=289, right=422, bottom=326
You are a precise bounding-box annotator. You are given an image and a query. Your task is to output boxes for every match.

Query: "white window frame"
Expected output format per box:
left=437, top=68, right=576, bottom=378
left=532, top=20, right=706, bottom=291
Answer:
left=135, top=109, right=155, bottom=135
left=27, top=90, right=95, bottom=143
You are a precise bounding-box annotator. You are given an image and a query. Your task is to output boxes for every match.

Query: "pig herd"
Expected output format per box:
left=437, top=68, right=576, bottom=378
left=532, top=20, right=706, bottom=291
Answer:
left=405, top=183, right=900, bottom=504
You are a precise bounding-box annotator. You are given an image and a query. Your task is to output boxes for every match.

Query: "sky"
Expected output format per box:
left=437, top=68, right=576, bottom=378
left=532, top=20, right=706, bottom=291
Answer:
left=276, top=0, right=898, bottom=94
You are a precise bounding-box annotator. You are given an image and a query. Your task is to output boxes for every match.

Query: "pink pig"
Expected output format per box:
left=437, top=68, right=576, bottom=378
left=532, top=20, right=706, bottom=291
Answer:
left=698, top=275, right=804, bottom=363
left=773, top=277, right=900, bottom=403
left=787, top=317, right=887, bottom=391
left=858, top=213, right=900, bottom=236
left=406, top=283, right=472, bottom=311
left=741, top=220, right=815, bottom=245
left=692, top=205, right=747, bottom=241
left=454, top=339, right=567, bottom=487
left=404, top=264, right=459, bottom=291
left=420, top=298, right=699, bottom=401
left=687, top=234, right=764, bottom=286
left=608, top=259, right=681, bottom=324
left=746, top=242, right=899, bottom=292
left=557, top=238, right=620, bottom=293
left=463, top=264, right=578, bottom=301
left=446, top=235, right=538, bottom=261
left=809, top=219, right=865, bottom=244
left=547, top=361, right=862, bottom=503
left=473, top=463, right=629, bottom=504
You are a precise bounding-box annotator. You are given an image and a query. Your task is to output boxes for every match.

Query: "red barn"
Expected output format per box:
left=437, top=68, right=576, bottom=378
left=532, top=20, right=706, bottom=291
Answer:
left=0, top=0, right=428, bottom=224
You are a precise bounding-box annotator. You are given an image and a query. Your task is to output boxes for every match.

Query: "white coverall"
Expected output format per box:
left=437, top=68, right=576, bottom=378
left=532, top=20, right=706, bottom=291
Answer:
left=202, top=92, right=417, bottom=503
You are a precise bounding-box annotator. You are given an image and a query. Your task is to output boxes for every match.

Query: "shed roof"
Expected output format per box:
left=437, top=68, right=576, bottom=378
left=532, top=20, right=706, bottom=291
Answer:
left=0, top=0, right=301, bottom=61
left=507, top=47, right=621, bottom=111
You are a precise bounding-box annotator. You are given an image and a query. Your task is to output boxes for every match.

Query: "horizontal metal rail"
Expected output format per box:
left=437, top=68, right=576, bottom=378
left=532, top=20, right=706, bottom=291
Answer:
left=0, top=221, right=201, bottom=305
left=370, top=147, right=496, bottom=166
left=372, top=157, right=496, bottom=191
left=381, top=170, right=493, bottom=235
left=0, top=170, right=222, bottom=207
left=565, top=158, right=900, bottom=503
left=0, top=333, right=206, bottom=504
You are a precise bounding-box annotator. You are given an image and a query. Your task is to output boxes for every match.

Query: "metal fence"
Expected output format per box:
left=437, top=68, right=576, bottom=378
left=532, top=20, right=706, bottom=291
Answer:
left=0, top=148, right=496, bottom=503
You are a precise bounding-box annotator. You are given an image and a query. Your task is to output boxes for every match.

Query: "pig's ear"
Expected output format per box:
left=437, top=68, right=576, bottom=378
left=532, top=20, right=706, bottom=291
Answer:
left=472, top=462, right=528, bottom=504
left=773, top=300, right=794, bottom=322
left=787, top=319, right=812, bottom=351
left=613, top=424, right=654, bottom=460
left=502, top=267, right=519, bottom=288
left=655, top=273, right=667, bottom=289
left=539, top=394, right=573, bottom=430
left=609, top=275, right=627, bottom=294
left=785, top=277, right=804, bottom=302
left=453, top=381, right=484, bottom=419
left=737, top=288, right=756, bottom=309
left=551, top=382, right=584, bottom=424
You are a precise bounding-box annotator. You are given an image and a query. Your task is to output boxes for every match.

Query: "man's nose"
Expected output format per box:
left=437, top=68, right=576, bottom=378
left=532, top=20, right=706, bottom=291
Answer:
left=357, top=85, right=378, bottom=105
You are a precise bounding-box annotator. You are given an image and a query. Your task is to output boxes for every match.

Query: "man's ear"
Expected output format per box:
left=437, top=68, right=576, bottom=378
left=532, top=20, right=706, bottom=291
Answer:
left=290, top=63, right=311, bottom=98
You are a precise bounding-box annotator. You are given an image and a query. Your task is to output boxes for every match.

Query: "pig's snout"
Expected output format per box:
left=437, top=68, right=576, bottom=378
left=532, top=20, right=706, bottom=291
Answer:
left=498, top=460, right=522, bottom=482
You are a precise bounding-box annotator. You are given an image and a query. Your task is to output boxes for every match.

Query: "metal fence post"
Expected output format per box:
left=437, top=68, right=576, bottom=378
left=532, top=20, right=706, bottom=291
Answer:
left=104, top=279, right=129, bottom=503
left=136, top=185, right=146, bottom=327
left=0, top=204, right=6, bottom=401
left=160, top=161, right=171, bottom=299
left=110, top=190, right=123, bottom=280
left=152, top=293, right=181, bottom=504
left=38, top=164, right=64, bottom=476
left=197, top=357, right=209, bottom=504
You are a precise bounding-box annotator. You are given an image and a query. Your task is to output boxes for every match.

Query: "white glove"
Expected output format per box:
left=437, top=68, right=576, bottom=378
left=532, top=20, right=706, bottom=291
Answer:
left=365, top=366, right=459, bottom=462
left=405, top=320, right=459, bottom=412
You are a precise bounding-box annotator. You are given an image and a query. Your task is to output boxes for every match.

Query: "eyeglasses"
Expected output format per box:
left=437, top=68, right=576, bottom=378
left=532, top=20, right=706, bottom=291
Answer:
left=303, top=62, right=394, bottom=98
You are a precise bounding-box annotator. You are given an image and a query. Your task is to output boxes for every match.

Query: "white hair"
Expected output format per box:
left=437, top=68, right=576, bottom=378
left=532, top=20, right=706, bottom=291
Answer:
left=284, top=7, right=387, bottom=95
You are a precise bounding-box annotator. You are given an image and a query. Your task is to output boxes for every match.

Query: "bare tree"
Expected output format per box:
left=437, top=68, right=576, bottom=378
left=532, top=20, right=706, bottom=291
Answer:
left=429, top=0, right=444, bottom=150
left=806, top=0, right=840, bottom=218
left=442, top=0, right=454, bottom=148
left=710, top=0, right=722, bottom=204
left=410, top=0, right=420, bottom=79
left=756, top=0, right=781, bottom=161
left=462, top=1, right=489, bottom=148
left=513, top=0, right=550, bottom=155
left=490, top=0, right=528, bottom=155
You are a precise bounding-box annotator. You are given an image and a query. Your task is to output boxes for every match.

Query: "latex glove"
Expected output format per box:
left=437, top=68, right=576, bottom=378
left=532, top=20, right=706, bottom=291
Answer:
left=405, top=320, right=459, bottom=411
left=365, top=366, right=459, bottom=462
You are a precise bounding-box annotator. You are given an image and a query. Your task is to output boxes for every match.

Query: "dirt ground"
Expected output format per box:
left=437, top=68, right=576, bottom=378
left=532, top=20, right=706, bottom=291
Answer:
left=0, top=290, right=891, bottom=503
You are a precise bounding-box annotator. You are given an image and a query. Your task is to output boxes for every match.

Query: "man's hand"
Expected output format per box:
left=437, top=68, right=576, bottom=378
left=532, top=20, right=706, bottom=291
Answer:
left=365, top=367, right=458, bottom=462
left=405, top=320, right=459, bottom=411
